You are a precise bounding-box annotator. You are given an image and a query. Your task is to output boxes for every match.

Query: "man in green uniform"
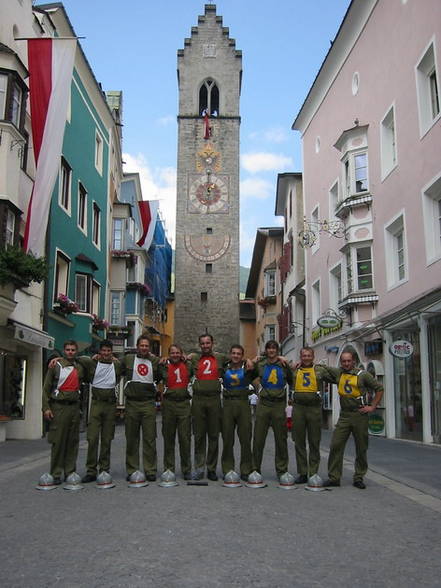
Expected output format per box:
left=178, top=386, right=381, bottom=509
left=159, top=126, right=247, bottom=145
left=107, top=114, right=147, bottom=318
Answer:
left=42, top=340, right=85, bottom=484
left=323, top=350, right=383, bottom=489
left=252, top=340, right=293, bottom=479
left=79, top=340, right=123, bottom=483
left=291, top=347, right=336, bottom=484
left=121, top=335, right=160, bottom=481
left=190, top=333, right=228, bottom=481
left=159, top=344, right=193, bottom=480
left=221, top=344, right=256, bottom=481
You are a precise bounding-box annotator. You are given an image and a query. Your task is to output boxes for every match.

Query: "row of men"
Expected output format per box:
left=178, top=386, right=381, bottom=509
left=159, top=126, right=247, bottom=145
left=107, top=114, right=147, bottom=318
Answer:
left=42, top=334, right=383, bottom=489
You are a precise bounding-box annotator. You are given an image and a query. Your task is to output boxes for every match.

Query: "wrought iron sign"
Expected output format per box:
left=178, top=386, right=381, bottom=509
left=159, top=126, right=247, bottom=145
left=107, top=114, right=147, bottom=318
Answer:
left=298, top=216, right=346, bottom=248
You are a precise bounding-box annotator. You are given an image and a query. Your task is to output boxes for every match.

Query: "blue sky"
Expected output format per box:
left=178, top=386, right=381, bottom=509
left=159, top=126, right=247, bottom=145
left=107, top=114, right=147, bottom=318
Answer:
left=58, top=0, right=350, bottom=266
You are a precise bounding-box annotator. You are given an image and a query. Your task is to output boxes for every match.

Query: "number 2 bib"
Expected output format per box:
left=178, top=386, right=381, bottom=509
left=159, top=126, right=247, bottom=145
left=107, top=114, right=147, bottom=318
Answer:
left=196, top=356, right=219, bottom=380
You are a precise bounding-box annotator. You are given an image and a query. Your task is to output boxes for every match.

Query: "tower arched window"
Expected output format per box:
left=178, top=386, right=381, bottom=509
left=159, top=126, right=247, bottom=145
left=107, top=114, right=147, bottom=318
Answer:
left=199, top=79, right=219, bottom=115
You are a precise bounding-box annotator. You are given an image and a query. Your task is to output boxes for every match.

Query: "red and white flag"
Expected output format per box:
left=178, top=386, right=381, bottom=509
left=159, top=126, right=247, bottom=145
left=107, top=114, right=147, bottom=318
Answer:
left=136, top=200, right=159, bottom=249
left=24, top=38, right=76, bottom=256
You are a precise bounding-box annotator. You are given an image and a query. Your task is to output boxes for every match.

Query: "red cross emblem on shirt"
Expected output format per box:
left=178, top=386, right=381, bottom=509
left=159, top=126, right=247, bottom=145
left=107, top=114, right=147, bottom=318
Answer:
left=137, top=363, right=148, bottom=376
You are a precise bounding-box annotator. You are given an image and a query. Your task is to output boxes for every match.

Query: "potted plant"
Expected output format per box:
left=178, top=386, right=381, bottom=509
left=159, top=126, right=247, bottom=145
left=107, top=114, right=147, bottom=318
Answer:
left=0, top=246, right=48, bottom=288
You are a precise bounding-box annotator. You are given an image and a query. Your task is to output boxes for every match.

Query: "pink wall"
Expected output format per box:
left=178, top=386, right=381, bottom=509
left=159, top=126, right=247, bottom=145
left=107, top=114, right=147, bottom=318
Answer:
left=302, top=0, right=441, bottom=316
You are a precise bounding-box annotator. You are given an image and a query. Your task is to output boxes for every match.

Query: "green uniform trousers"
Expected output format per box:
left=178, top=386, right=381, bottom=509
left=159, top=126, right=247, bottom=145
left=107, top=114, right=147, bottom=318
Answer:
left=47, top=401, right=80, bottom=479
left=221, top=397, right=253, bottom=476
left=125, top=398, right=157, bottom=476
left=192, top=394, right=221, bottom=473
left=252, top=400, right=288, bottom=476
left=292, top=402, right=322, bottom=476
left=162, top=398, right=191, bottom=475
left=327, top=410, right=369, bottom=482
left=85, top=399, right=116, bottom=476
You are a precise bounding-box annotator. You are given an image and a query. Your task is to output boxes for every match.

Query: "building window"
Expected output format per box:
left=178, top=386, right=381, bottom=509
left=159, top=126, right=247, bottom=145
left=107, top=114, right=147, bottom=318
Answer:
left=416, top=41, right=440, bottom=135
left=206, top=227, right=213, bottom=234
left=356, top=246, right=373, bottom=290
left=0, top=69, right=27, bottom=130
left=92, top=281, right=100, bottom=315
left=264, top=324, right=276, bottom=342
left=92, top=203, right=100, bottom=247
left=201, top=292, right=208, bottom=302
left=78, top=183, right=87, bottom=232
left=311, top=280, right=320, bottom=325
left=5, top=209, right=15, bottom=247
left=343, top=151, right=368, bottom=198
left=127, top=261, right=137, bottom=283
left=199, top=79, right=219, bottom=115
left=264, top=269, right=276, bottom=297
left=329, top=263, right=342, bottom=309
left=110, top=291, right=124, bottom=325
left=75, top=273, right=91, bottom=313
left=381, top=105, right=397, bottom=179
left=95, top=131, right=103, bottom=174
left=126, top=320, right=136, bottom=348
left=385, top=214, right=407, bottom=287
left=112, top=218, right=124, bottom=249
left=205, top=263, right=212, bottom=273
left=329, top=180, right=339, bottom=217
left=422, top=174, right=441, bottom=263
left=345, top=250, right=353, bottom=295
left=59, top=157, right=71, bottom=212
left=53, top=251, right=70, bottom=302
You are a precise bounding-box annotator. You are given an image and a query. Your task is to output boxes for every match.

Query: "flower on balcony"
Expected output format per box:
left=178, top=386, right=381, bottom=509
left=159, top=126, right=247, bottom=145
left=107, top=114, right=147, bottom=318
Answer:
left=126, top=281, right=151, bottom=296
left=54, top=293, right=79, bottom=315
left=91, top=314, right=109, bottom=331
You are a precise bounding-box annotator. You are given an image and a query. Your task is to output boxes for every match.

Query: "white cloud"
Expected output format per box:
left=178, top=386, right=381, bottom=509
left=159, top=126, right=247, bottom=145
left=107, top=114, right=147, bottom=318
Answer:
left=123, top=152, right=176, bottom=246
left=241, top=152, right=293, bottom=173
left=156, top=115, right=175, bottom=127
left=248, top=127, right=289, bottom=144
left=240, top=177, right=273, bottom=200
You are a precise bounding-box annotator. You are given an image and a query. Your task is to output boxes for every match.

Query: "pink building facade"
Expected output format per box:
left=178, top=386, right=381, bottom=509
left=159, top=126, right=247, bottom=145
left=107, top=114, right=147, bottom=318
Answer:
left=293, top=0, right=441, bottom=443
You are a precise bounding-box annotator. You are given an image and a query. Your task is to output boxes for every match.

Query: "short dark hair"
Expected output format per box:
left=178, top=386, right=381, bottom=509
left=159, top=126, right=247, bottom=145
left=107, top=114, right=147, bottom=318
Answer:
left=230, top=344, right=244, bottom=354
left=199, top=333, right=213, bottom=343
left=169, top=343, right=183, bottom=354
left=99, top=339, right=113, bottom=350
left=265, top=340, right=279, bottom=351
left=341, top=350, right=356, bottom=360
left=136, top=335, right=151, bottom=346
left=300, top=346, right=314, bottom=355
left=63, top=340, right=78, bottom=350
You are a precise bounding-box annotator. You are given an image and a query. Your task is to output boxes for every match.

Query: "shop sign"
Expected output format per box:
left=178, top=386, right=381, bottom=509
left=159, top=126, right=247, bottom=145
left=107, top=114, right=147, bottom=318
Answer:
left=368, top=412, right=385, bottom=435
left=389, top=340, right=413, bottom=359
left=365, top=339, right=383, bottom=356
left=317, top=314, right=342, bottom=329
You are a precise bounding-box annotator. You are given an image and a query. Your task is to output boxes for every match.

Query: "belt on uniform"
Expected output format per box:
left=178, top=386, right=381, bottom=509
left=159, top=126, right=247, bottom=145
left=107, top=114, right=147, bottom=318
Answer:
left=164, top=396, right=190, bottom=402
left=92, top=396, right=116, bottom=403
left=51, top=399, right=79, bottom=405
left=224, top=395, right=247, bottom=400
left=341, top=408, right=363, bottom=413
left=261, top=397, right=285, bottom=403
left=193, top=392, right=219, bottom=398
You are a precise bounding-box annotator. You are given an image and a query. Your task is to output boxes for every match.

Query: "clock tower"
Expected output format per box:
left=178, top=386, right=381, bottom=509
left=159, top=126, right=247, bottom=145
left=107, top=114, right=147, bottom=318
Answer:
left=174, top=4, right=242, bottom=351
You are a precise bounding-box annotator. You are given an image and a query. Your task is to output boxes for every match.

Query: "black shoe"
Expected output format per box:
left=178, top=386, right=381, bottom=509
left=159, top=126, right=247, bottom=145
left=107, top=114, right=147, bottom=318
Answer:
left=207, top=471, right=218, bottom=481
left=240, top=474, right=249, bottom=482
left=323, top=479, right=340, bottom=487
left=183, top=472, right=192, bottom=481
left=53, top=477, right=62, bottom=485
left=192, top=471, right=203, bottom=480
left=294, top=474, right=308, bottom=484
left=353, top=480, right=366, bottom=489
left=146, top=474, right=156, bottom=482
left=81, top=474, right=97, bottom=483
left=126, top=474, right=132, bottom=481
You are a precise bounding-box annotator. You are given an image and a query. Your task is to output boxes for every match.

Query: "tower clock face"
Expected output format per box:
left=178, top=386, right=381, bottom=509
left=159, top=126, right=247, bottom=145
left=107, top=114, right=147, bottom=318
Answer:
left=188, top=173, right=229, bottom=213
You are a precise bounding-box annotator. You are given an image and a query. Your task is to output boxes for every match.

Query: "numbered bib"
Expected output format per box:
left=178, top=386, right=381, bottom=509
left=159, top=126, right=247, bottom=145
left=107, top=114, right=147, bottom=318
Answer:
left=294, top=368, right=318, bottom=392
left=196, top=356, right=219, bottom=380
left=224, top=366, right=246, bottom=390
left=262, top=364, right=285, bottom=390
left=167, top=362, right=190, bottom=389
left=337, top=373, right=361, bottom=398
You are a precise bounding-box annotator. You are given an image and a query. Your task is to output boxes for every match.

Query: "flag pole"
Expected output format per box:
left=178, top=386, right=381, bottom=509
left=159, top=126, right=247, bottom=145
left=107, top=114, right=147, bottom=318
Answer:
left=14, top=36, right=85, bottom=40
